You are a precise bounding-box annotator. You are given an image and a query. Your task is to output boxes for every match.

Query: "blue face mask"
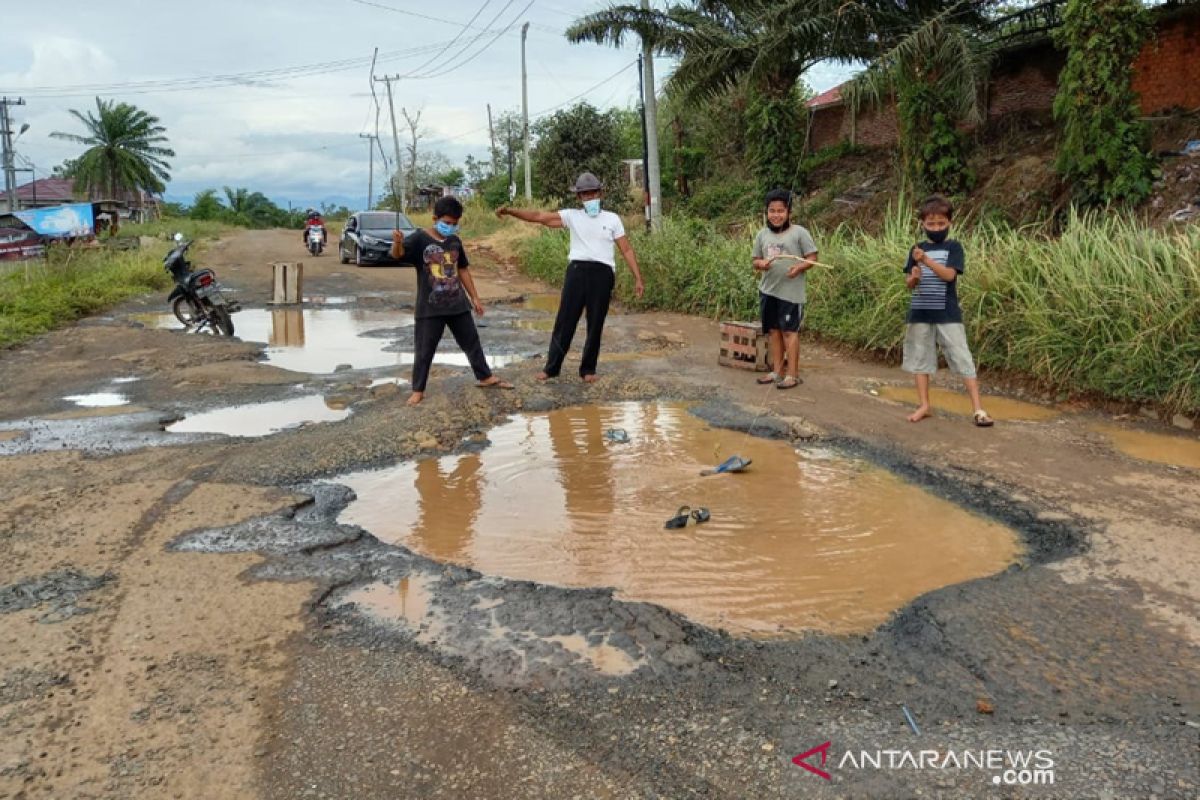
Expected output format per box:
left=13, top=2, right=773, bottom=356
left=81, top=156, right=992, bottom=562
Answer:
left=435, top=220, right=459, bottom=237
left=583, top=198, right=602, bottom=217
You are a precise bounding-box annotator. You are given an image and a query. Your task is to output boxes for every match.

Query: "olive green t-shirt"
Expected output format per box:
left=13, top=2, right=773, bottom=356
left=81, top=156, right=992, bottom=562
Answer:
left=752, top=224, right=818, bottom=305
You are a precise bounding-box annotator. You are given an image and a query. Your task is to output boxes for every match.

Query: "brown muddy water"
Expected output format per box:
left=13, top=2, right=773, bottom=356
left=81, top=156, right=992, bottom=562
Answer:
left=877, top=385, right=1060, bottom=422
left=337, top=403, right=1022, bottom=636
left=1092, top=423, right=1200, bottom=471
left=137, top=308, right=525, bottom=373
left=166, top=395, right=351, bottom=437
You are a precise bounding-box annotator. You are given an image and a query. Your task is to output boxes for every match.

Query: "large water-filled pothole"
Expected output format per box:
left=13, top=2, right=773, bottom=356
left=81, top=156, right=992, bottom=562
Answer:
left=1092, top=423, right=1200, bottom=470
left=336, top=402, right=1023, bottom=636
left=875, top=385, right=1060, bottom=422
left=137, top=308, right=525, bottom=374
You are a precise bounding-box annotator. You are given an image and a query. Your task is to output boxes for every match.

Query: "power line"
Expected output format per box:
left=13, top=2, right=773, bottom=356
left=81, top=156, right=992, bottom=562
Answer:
left=413, top=0, right=535, bottom=80
left=398, top=0, right=495, bottom=78
left=345, top=0, right=559, bottom=35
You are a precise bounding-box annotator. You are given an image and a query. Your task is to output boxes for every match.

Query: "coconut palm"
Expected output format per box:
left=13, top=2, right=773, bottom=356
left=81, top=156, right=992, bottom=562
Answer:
left=50, top=97, right=174, bottom=200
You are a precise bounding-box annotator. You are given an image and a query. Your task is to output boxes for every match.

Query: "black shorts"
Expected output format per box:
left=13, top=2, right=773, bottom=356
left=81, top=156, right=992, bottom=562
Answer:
left=760, top=293, right=804, bottom=333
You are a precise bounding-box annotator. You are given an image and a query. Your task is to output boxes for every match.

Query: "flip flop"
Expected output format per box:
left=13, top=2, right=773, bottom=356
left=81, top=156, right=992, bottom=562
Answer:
left=691, top=507, right=711, bottom=524
left=700, top=456, right=752, bottom=476
left=756, top=372, right=779, bottom=385
left=776, top=376, right=802, bottom=390
left=664, top=505, right=691, bottom=530
left=973, top=410, right=995, bottom=428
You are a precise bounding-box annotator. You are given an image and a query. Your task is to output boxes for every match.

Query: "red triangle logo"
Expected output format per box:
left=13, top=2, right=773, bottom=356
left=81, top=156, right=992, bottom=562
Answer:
left=792, top=741, right=833, bottom=780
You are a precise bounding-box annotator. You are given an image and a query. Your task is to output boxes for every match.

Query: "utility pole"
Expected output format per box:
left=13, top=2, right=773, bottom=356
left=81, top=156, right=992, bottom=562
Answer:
left=640, top=0, right=662, bottom=230
left=1, top=97, right=26, bottom=213
left=520, top=22, right=532, bottom=201
left=637, top=55, right=651, bottom=231
left=487, top=103, right=499, bottom=178
left=507, top=118, right=516, bottom=201
left=374, top=75, right=407, bottom=211
left=358, top=133, right=377, bottom=209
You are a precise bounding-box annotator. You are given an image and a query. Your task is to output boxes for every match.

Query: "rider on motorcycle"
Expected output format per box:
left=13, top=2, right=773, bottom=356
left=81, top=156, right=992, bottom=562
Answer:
left=303, top=209, right=327, bottom=245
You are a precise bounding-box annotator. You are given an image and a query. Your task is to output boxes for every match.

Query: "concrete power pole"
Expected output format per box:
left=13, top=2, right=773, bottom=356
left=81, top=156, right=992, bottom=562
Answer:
left=640, top=0, right=662, bottom=230
left=374, top=75, right=407, bottom=211
left=487, top=103, right=499, bottom=178
left=358, top=133, right=376, bottom=209
left=521, top=23, right=532, bottom=201
left=1, top=97, right=26, bottom=213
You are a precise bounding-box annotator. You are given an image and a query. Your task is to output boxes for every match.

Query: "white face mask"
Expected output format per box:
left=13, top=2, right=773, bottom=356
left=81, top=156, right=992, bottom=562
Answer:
left=583, top=198, right=602, bottom=217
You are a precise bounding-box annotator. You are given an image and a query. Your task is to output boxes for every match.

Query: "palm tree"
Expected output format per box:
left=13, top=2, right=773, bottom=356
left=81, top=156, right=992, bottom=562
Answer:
left=50, top=97, right=174, bottom=201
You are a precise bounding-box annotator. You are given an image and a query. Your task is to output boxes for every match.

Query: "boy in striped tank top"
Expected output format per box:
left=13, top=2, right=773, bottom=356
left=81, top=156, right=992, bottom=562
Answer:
left=902, top=195, right=993, bottom=427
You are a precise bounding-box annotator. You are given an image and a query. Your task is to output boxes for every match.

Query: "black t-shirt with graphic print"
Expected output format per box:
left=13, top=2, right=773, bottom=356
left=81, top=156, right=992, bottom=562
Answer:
left=395, top=229, right=471, bottom=318
left=903, top=239, right=965, bottom=324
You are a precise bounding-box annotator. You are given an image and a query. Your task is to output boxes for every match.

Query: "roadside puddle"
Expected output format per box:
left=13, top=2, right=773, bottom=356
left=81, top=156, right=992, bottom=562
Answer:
left=522, top=293, right=561, bottom=313
left=337, top=402, right=1022, bottom=636
left=62, top=392, right=130, bottom=408
left=1092, top=423, right=1200, bottom=470
left=876, top=385, right=1060, bottom=422
left=137, top=307, right=526, bottom=373
left=166, top=395, right=351, bottom=437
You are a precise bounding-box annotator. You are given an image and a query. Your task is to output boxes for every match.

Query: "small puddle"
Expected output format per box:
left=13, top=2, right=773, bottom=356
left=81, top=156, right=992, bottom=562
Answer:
left=349, top=574, right=435, bottom=627
left=337, top=403, right=1022, bottom=635
left=545, top=635, right=639, bottom=676
left=137, top=308, right=525, bottom=373
left=63, top=392, right=130, bottom=408
left=877, top=385, right=1060, bottom=422
left=522, top=293, right=561, bottom=313
left=513, top=318, right=557, bottom=332
left=166, top=395, right=351, bottom=437
left=1092, top=424, right=1200, bottom=470
left=111, top=376, right=140, bottom=385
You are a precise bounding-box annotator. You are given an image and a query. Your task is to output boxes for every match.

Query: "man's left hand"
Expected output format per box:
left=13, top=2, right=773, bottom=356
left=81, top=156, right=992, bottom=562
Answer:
left=472, top=297, right=485, bottom=316
left=634, top=279, right=645, bottom=299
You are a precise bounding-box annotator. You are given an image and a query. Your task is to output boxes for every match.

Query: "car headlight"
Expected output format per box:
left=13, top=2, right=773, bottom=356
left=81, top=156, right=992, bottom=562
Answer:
left=360, top=234, right=387, bottom=247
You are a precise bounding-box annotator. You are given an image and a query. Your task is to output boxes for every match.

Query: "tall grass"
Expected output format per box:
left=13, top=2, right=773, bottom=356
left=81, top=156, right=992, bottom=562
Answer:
left=519, top=206, right=1200, bottom=413
left=122, top=218, right=235, bottom=241
left=0, top=242, right=173, bottom=348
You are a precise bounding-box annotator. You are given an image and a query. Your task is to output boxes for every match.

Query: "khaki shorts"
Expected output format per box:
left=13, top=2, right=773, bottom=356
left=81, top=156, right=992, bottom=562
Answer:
left=903, top=323, right=977, bottom=377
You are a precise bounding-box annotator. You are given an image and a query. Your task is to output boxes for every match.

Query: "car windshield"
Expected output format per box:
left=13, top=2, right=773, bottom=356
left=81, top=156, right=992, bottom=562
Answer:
left=359, top=212, right=414, bottom=234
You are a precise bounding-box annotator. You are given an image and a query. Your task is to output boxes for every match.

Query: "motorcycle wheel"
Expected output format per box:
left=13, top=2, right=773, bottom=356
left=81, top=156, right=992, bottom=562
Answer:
left=207, top=304, right=235, bottom=336
left=172, top=296, right=202, bottom=327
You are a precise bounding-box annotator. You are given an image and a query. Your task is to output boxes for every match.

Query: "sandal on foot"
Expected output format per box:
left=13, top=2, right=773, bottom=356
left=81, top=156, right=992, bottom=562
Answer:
left=974, top=410, right=994, bottom=427
left=664, top=505, right=691, bottom=530
left=691, top=507, right=711, bottom=524
left=776, top=376, right=802, bottom=390
left=756, top=372, right=779, bottom=385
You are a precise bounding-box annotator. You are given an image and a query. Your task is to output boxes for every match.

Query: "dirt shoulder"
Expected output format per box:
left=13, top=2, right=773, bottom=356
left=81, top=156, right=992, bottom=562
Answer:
left=1, top=227, right=1196, bottom=799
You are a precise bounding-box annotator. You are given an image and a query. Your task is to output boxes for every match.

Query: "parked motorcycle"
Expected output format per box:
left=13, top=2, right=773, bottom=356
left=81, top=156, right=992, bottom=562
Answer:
left=164, top=233, right=241, bottom=336
left=306, top=224, right=326, bottom=256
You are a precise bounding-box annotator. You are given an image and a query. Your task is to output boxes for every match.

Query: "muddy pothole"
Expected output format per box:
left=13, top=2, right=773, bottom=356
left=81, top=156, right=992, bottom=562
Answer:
left=335, top=402, right=1025, bottom=636
left=165, top=395, right=353, bottom=438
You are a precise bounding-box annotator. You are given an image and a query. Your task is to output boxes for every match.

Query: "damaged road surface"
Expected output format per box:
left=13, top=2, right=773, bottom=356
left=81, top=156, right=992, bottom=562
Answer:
left=1, top=229, right=1197, bottom=799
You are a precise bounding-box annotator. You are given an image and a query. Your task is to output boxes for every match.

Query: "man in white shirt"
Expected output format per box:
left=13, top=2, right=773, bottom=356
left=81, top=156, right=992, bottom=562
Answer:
left=497, top=172, right=645, bottom=383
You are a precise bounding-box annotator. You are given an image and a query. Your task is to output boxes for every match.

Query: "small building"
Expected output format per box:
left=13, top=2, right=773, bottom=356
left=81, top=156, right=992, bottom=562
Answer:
left=12, top=176, right=161, bottom=221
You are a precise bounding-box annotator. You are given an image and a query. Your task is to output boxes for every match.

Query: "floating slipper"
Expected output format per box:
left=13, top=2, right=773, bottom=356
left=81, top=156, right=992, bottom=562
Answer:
left=700, top=456, right=752, bottom=476
left=604, top=428, right=631, bottom=444
left=664, top=505, right=691, bottom=530
left=756, top=372, right=778, bottom=385
left=691, top=507, right=711, bottom=524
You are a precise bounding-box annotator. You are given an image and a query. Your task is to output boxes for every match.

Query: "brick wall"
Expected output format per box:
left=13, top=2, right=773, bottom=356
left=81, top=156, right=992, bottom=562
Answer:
left=1133, top=11, right=1200, bottom=113
left=806, top=6, right=1200, bottom=153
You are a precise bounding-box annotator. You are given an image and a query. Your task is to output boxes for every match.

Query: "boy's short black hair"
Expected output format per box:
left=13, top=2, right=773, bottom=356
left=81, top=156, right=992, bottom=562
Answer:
left=918, top=195, right=954, bottom=221
left=433, top=196, right=464, bottom=219
left=765, top=189, right=792, bottom=209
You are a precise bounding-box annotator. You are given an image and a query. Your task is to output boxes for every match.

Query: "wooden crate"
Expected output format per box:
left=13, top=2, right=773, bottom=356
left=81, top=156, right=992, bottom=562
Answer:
left=718, top=320, right=769, bottom=371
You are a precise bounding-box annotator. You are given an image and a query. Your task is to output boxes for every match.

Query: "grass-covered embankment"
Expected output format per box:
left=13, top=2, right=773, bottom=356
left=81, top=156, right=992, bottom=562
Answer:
left=520, top=207, right=1200, bottom=414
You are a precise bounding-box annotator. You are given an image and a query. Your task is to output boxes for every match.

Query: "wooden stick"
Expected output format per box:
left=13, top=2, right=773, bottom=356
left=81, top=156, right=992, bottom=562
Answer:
left=766, top=254, right=838, bottom=270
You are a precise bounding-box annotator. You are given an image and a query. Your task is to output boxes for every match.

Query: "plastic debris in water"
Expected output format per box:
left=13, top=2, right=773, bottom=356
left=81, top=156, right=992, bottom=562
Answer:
left=604, top=428, right=631, bottom=444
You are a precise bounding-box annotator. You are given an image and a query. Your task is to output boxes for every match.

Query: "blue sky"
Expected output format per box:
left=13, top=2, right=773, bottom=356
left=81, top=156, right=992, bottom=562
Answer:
left=1, top=0, right=856, bottom=210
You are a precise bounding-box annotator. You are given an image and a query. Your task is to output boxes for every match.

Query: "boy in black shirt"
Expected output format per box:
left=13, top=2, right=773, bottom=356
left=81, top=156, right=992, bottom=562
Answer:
left=902, top=195, right=993, bottom=427
left=390, top=196, right=513, bottom=406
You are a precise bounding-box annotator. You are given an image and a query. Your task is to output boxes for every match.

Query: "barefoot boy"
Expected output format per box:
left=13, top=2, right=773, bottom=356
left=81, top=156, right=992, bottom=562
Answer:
left=902, top=195, right=993, bottom=426
left=390, top=196, right=513, bottom=406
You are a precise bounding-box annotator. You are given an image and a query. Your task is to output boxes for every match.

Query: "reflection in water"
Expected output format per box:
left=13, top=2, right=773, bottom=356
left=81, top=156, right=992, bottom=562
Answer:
left=1093, top=424, right=1200, bottom=470
left=878, top=385, right=1060, bottom=422
left=166, top=395, right=351, bottom=437
left=63, top=392, right=130, bottom=408
left=136, top=308, right=526, bottom=374
left=338, top=403, right=1022, bottom=635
